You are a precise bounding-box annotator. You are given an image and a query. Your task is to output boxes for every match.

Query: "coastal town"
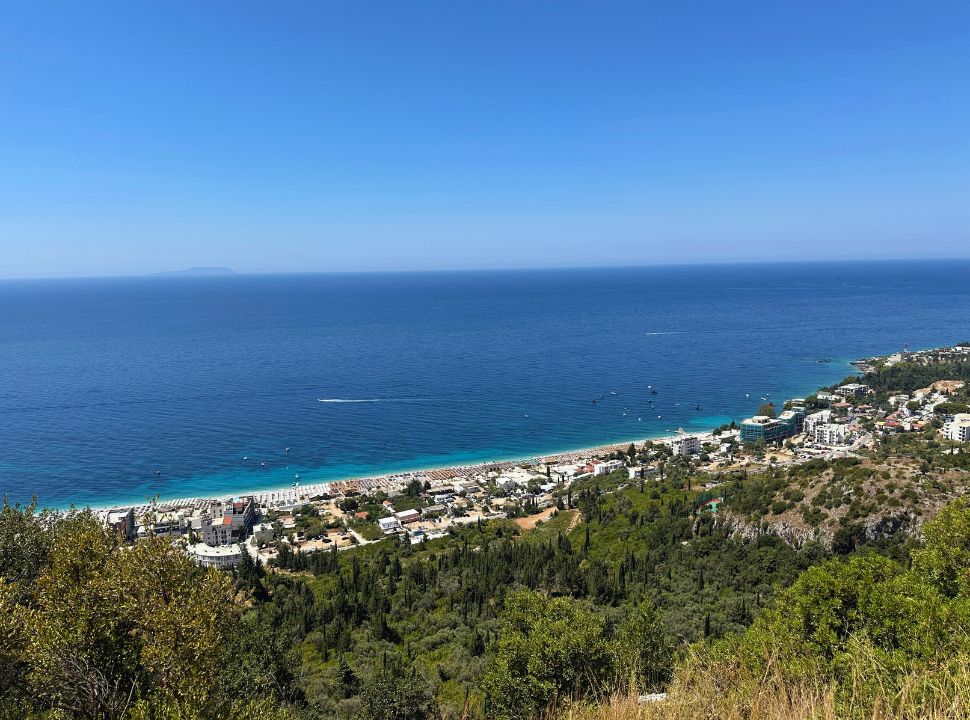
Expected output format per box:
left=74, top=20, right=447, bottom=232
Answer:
left=98, top=343, right=970, bottom=569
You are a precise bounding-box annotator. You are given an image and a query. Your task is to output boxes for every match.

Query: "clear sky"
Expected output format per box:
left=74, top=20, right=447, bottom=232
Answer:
left=2, top=1, right=969, bottom=278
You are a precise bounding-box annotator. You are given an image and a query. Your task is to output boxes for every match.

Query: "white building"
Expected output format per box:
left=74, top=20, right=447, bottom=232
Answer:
left=250, top=522, right=275, bottom=546
left=944, top=414, right=970, bottom=442
left=803, top=410, right=832, bottom=437
left=888, top=394, right=910, bottom=408
left=378, top=517, right=401, bottom=534
left=815, top=423, right=850, bottom=446
left=670, top=435, right=700, bottom=456
left=593, top=459, right=624, bottom=476
left=188, top=542, right=243, bottom=569
left=837, top=383, right=871, bottom=398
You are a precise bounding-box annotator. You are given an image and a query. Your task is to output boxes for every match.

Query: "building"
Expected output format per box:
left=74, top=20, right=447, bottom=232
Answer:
left=837, top=383, right=871, bottom=398
left=250, top=522, right=275, bottom=546
left=593, top=459, right=624, bottom=476
left=740, top=407, right=805, bottom=444
left=378, top=516, right=401, bottom=534
left=944, top=414, right=970, bottom=442
left=200, top=496, right=257, bottom=546
left=815, top=423, right=850, bottom=445
left=888, top=394, right=910, bottom=408
left=670, top=435, right=700, bottom=456
left=188, top=542, right=243, bottom=569
left=106, top=508, right=136, bottom=541
left=803, top=409, right=832, bottom=437
left=394, top=508, right=421, bottom=525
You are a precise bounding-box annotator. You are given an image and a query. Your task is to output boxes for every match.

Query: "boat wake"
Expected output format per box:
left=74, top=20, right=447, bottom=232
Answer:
left=317, top=398, right=429, bottom=403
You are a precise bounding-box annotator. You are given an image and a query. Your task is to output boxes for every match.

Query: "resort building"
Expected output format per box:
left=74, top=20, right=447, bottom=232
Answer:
left=593, top=459, right=624, bottom=475
left=814, top=423, right=850, bottom=445
left=188, top=542, right=243, bottom=569
left=200, top=496, right=257, bottom=546
left=670, top=435, right=700, bottom=456
left=803, top=409, right=832, bottom=437
left=944, top=414, right=970, bottom=442
left=740, top=407, right=805, bottom=444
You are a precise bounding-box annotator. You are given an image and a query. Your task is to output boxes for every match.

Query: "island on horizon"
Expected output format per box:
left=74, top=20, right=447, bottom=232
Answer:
left=155, top=266, right=235, bottom=276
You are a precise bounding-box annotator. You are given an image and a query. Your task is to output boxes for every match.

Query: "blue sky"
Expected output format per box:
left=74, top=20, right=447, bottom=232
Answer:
left=1, top=1, right=968, bottom=278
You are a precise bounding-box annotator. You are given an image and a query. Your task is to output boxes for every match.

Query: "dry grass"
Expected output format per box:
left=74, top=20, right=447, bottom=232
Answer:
left=554, top=649, right=970, bottom=720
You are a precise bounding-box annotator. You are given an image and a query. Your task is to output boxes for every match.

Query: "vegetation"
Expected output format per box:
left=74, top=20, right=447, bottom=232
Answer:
left=558, top=500, right=970, bottom=720
left=3, top=351, right=970, bottom=719
left=0, top=503, right=301, bottom=720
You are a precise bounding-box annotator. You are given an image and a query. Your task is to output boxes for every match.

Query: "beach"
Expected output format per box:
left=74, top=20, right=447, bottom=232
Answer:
left=93, top=427, right=722, bottom=516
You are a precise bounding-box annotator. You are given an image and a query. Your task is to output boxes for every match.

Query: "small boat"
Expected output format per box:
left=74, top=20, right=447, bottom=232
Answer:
left=154, top=470, right=161, bottom=477
left=284, top=447, right=290, bottom=453
left=243, top=456, right=249, bottom=460
left=260, top=462, right=267, bottom=467
left=695, top=404, right=701, bottom=410
left=610, top=391, right=618, bottom=396
left=591, top=399, right=597, bottom=404
left=650, top=389, right=658, bottom=395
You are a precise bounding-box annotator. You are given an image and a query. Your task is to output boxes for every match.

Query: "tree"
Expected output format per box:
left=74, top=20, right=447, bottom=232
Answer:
left=484, top=590, right=611, bottom=719
left=358, top=655, right=433, bottom=720
left=0, top=509, right=263, bottom=719
left=913, top=497, right=970, bottom=598
left=608, top=602, right=672, bottom=691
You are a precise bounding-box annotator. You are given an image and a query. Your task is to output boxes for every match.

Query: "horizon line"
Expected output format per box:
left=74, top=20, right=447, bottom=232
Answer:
left=2, top=255, right=970, bottom=282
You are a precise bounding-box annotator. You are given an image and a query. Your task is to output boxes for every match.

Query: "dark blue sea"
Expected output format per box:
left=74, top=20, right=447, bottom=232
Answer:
left=2, top=260, right=969, bottom=509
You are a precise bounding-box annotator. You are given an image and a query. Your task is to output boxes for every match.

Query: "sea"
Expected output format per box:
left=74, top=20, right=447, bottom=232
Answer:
left=2, top=260, right=969, bottom=510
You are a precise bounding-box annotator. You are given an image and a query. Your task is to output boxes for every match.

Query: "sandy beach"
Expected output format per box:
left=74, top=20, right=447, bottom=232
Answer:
left=94, top=427, right=722, bottom=516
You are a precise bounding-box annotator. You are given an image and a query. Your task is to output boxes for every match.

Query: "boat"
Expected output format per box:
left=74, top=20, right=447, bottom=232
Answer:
left=650, top=389, right=658, bottom=395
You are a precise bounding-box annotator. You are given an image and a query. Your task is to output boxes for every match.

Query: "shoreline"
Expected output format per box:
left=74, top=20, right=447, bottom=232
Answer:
left=66, top=352, right=890, bottom=515
left=90, top=424, right=725, bottom=516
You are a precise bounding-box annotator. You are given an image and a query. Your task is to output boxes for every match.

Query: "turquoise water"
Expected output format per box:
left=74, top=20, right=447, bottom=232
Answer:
left=1, top=261, right=968, bottom=509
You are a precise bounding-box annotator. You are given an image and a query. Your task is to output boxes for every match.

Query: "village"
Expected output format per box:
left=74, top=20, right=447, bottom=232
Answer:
left=98, top=343, right=970, bottom=569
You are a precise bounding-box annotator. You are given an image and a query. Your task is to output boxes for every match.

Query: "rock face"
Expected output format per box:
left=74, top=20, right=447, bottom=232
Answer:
left=714, top=511, right=926, bottom=550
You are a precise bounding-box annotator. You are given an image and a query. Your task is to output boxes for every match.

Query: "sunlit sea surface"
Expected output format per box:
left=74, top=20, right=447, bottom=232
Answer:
left=2, top=260, right=968, bottom=508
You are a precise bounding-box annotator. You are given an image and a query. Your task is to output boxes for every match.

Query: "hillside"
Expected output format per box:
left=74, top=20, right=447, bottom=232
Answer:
left=2, top=347, right=970, bottom=719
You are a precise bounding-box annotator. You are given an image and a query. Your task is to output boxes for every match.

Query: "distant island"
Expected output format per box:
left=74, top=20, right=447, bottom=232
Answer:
left=155, top=266, right=235, bottom=276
